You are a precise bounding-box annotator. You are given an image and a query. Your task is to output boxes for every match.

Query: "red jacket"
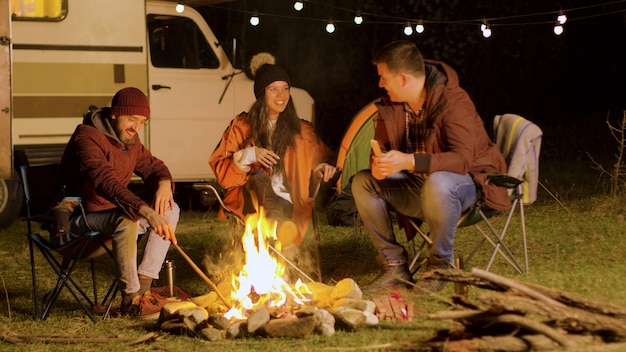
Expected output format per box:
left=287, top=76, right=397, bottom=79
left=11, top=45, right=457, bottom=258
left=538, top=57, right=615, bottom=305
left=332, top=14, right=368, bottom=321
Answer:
left=60, top=109, right=173, bottom=221
left=374, top=60, right=509, bottom=211
left=209, top=113, right=334, bottom=245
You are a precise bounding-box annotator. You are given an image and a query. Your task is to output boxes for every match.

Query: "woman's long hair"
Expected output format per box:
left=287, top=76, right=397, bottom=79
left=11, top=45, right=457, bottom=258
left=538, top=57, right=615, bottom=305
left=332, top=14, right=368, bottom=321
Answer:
left=246, top=94, right=301, bottom=174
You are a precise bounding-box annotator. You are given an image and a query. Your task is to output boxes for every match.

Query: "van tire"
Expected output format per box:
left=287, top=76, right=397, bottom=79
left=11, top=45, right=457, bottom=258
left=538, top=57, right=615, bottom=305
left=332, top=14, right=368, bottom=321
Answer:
left=0, top=177, right=23, bottom=229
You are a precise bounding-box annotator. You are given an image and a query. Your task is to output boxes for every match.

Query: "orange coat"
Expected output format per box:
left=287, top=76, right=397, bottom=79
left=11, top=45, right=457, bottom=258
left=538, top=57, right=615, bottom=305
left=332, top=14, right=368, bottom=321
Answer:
left=209, top=112, right=334, bottom=245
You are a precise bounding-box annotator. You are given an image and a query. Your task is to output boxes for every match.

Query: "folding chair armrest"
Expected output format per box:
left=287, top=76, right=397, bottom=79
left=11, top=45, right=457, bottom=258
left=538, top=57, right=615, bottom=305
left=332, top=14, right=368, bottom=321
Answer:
left=487, top=174, right=522, bottom=188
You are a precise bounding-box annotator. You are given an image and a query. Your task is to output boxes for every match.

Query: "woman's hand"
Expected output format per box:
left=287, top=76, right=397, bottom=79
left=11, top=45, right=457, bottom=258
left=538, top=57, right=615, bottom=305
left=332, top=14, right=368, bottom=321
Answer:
left=255, top=147, right=280, bottom=168
left=314, top=163, right=338, bottom=183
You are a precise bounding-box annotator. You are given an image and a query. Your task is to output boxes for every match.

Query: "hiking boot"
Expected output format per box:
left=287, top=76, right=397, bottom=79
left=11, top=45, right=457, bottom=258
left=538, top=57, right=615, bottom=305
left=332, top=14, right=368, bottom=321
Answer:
left=414, top=261, right=453, bottom=294
left=363, top=264, right=414, bottom=294
left=137, top=291, right=171, bottom=319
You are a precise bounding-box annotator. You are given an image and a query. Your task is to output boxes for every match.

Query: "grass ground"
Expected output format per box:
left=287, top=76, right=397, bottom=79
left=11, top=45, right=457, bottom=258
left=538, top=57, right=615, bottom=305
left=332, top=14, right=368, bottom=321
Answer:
left=0, top=155, right=625, bottom=351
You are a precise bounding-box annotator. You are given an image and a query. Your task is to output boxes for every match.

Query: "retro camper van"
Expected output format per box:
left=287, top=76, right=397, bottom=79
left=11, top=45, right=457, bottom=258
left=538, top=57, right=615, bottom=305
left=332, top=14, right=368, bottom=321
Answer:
left=0, top=0, right=315, bottom=227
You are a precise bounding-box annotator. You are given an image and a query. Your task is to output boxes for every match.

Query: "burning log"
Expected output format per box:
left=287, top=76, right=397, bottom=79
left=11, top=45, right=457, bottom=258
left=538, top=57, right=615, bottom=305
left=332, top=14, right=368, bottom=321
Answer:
left=421, top=268, right=626, bottom=351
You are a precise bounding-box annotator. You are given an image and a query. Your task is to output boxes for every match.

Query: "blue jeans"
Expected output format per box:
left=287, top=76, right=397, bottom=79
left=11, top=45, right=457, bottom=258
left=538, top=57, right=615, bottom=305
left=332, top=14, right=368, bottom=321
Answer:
left=64, top=203, right=180, bottom=295
left=351, top=170, right=477, bottom=265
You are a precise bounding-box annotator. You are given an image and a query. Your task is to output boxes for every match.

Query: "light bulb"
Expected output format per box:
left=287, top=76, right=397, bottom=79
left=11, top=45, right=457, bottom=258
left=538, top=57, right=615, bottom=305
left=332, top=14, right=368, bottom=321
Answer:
left=326, top=20, right=335, bottom=33
left=553, top=24, right=564, bottom=35
left=404, top=22, right=413, bottom=36
left=250, top=12, right=259, bottom=26
left=482, top=26, right=491, bottom=38
left=354, top=11, right=363, bottom=25
left=557, top=11, right=567, bottom=25
left=480, top=18, right=488, bottom=32
left=175, top=2, right=184, bottom=13
left=480, top=19, right=491, bottom=38
left=294, top=1, right=304, bottom=11
left=415, top=20, right=424, bottom=34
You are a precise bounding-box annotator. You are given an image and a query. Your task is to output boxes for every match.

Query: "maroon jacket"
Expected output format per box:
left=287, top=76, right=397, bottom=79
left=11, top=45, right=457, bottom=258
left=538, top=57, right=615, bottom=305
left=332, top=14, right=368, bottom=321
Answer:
left=59, top=109, right=173, bottom=220
left=374, top=60, right=509, bottom=211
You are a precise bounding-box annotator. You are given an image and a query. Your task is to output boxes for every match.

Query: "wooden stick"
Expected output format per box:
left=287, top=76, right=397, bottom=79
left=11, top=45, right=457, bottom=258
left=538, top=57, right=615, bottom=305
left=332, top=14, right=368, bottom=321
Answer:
left=471, top=268, right=566, bottom=308
left=0, top=332, right=160, bottom=344
left=173, top=243, right=231, bottom=309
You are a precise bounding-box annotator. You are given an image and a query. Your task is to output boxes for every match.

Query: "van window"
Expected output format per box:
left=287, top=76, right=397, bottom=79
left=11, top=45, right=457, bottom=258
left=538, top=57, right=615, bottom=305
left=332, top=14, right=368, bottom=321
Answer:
left=147, top=14, right=220, bottom=69
left=11, top=0, right=66, bottom=21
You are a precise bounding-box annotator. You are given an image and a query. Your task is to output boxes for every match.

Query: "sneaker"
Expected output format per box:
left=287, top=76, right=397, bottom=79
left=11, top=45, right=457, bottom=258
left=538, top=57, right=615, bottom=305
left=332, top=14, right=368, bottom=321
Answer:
left=137, top=291, right=171, bottom=319
left=363, top=264, right=414, bottom=294
left=414, top=261, right=453, bottom=294
left=119, top=291, right=170, bottom=319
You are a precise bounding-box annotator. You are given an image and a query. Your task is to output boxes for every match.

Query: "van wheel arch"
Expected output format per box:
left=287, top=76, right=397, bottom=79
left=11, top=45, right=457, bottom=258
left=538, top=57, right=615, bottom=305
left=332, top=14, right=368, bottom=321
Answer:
left=0, top=175, right=23, bottom=229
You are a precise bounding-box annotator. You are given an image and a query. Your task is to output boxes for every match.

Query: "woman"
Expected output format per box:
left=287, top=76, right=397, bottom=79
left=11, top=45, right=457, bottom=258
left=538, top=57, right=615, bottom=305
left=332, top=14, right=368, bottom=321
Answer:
left=209, top=53, right=337, bottom=252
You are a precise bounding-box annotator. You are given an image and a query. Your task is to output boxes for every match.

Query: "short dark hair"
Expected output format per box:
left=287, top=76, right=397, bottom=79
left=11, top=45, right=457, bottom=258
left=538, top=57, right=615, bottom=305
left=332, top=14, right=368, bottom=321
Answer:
left=373, top=40, right=425, bottom=77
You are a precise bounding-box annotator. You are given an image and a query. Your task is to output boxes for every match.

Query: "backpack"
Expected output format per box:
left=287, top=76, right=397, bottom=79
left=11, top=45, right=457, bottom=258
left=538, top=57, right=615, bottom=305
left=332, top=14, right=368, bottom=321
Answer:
left=326, top=186, right=361, bottom=227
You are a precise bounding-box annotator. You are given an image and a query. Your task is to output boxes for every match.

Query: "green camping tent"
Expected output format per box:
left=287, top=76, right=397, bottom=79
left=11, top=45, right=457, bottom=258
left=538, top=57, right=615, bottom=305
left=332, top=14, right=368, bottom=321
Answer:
left=335, top=98, right=380, bottom=192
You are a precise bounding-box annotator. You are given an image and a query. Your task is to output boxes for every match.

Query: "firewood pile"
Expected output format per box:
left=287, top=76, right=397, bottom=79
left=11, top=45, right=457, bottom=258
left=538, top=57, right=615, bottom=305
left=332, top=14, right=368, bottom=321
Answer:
left=418, top=268, right=626, bottom=351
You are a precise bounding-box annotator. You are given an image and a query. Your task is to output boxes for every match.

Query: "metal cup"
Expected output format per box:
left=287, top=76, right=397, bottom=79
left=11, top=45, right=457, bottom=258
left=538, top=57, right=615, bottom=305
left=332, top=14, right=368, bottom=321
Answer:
left=164, top=260, right=175, bottom=297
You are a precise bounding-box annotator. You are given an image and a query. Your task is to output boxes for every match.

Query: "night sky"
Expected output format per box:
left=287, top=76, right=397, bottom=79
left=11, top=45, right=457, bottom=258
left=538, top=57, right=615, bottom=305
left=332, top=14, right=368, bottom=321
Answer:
left=198, top=0, right=626, bottom=160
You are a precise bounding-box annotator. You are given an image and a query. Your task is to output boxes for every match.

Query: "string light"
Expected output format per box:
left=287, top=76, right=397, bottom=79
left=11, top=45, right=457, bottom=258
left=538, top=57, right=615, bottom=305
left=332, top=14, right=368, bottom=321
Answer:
left=354, top=10, right=363, bottom=25
left=326, top=19, right=335, bottom=33
left=216, top=1, right=626, bottom=37
left=415, top=19, right=425, bottom=34
left=481, top=19, right=492, bottom=38
left=553, top=21, right=564, bottom=35
left=250, top=11, right=260, bottom=26
left=403, top=21, right=413, bottom=36
left=557, top=9, right=568, bottom=24
left=175, top=1, right=184, bottom=13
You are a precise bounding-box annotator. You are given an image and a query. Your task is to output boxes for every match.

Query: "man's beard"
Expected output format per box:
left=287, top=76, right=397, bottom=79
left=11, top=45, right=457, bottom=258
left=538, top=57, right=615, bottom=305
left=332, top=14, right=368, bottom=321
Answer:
left=118, top=128, right=136, bottom=146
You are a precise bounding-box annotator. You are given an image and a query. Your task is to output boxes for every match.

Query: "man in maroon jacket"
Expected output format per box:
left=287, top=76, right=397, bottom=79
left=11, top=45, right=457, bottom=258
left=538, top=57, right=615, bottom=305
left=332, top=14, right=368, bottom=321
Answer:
left=352, top=40, right=508, bottom=294
left=59, top=87, right=179, bottom=317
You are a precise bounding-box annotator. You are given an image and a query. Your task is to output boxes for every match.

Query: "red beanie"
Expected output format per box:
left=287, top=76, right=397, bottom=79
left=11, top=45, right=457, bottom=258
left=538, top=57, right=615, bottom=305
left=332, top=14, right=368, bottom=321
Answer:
left=110, top=87, right=150, bottom=119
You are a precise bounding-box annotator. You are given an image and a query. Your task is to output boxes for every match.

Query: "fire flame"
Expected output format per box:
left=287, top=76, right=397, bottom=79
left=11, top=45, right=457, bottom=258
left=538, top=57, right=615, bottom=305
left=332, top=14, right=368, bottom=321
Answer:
left=224, top=209, right=311, bottom=320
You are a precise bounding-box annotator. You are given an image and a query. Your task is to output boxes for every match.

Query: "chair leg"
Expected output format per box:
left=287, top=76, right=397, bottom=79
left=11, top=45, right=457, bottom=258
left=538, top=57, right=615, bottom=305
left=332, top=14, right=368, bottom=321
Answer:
left=91, top=259, right=98, bottom=304
left=101, top=281, right=119, bottom=321
left=479, top=200, right=526, bottom=274
left=406, top=219, right=432, bottom=275
left=29, top=238, right=42, bottom=320
left=39, top=252, right=98, bottom=322
left=31, top=236, right=99, bottom=322
left=519, top=201, right=529, bottom=274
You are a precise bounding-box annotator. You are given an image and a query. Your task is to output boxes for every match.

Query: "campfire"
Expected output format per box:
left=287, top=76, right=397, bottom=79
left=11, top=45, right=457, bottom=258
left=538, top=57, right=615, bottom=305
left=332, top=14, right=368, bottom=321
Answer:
left=223, top=209, right=312, bottom=320
left=156, top=209, right=393, bottom=341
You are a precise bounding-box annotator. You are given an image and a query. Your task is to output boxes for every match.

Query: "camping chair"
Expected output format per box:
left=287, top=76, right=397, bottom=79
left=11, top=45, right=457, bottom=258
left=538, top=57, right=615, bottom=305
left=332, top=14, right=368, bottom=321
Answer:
left=407, top=114, right=542, bottom=275
left=21, top=163, right=118, bottom=322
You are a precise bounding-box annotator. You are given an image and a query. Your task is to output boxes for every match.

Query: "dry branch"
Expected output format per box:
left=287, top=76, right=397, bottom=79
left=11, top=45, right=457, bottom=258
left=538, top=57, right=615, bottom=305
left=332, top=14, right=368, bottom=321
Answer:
left=0, top=332, right=160, bottom=345
left=429, top=310, right=574, bottom=348
left=425, top=268, right=626, bottom=351
left=471, top=268, right=566, bottom=308
left=521, top=281, right=626, bottom=319
left=477, top=291, right=626, bottom=338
